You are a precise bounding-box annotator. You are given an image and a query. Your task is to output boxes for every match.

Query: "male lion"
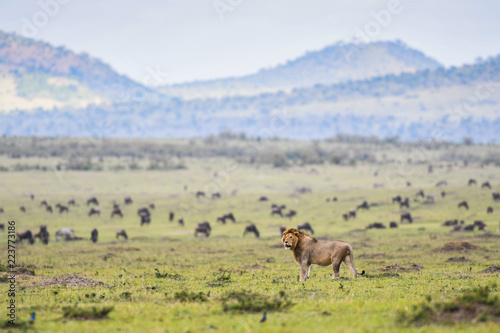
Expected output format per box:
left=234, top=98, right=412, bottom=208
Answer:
left=282, top=228, right=364, bottom=281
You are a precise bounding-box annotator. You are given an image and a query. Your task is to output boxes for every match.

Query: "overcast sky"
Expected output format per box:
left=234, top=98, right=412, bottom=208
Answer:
left=1, top=0, right=500, bottom=85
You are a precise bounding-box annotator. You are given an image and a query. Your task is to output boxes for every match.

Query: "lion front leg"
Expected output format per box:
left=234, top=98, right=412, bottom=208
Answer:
left=300, top=262, right=310, bottom=281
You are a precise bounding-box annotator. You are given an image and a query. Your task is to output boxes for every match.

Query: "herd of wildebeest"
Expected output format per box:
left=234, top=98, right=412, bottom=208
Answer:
left=1, top=178, right=499, bottom=245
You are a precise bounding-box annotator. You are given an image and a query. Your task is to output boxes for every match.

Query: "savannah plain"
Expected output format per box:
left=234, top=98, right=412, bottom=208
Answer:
left=0, top=137, right=499, bottom=332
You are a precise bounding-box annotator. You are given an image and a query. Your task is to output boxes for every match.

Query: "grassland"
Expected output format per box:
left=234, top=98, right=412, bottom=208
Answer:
left=0, top=152, right=499, bottom=332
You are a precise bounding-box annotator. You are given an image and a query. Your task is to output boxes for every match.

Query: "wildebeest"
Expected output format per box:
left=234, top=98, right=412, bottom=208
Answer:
left=124, top=196, right=133, bottom=205
left=0, top=223, right=4, bottom=231
left=416, top=190, right=425, bottom=198
left=400, top=212, right=413, bottom=223
left=441, top=191, right=446, bottom=198
left=392, top=195, right=402, bottom=204
left=342, top=212, right=349, bottom=221
left=462, top=224, right=475, bottom=232
left=20, top=206, right=26, bottom=213
left=196, top=191, right=205, bottom=198
left=140, top=213, right=151, bottom=226
left=217, top=213, right=235, bottom=224
left=58, top=205, right=69, bottom=214
left=17, top=230, right=34, bottom=244
left=258, top=196, right=269, bottom=201
left=399, top=197, right=410, bottom=209
left=87, top=197, right=99, bottom=206
left=55, top=228, right=75, bottom=241
left=195, top=222, right=211, bottom=237
left=212, top=192, right=221, bottom=199
left=34, top=226, right=49, bottom=245
left=112, top=201, right=120, bottom=210
left=30, top=194, right=35, bottom=200
left=279, top=224, right=287, bottom=235
left=297, top=222, right=314, bottom=234
left=40, top=200, right=48, bottom=207
left=442, top=219, right=458, bottom=226
left=91, top=228, right=98, bottom=243
left=149, top=203, right=155, bottom=210
left=493, top=192, right=500, bottom=202
left=137, top=207, right=150, bottom=217
left=271, top=206, right=284, bottom=217
left=169, top=211, right=175, bottom=222
left=349, top=209, right=357, bottom=219
left=68, top=199, right=76, bottom=206
left=435, top=180, right=447, bottom=187
left=468, top=178, right=477, bottom=186
left=481, top=181, right=491, bottom=189
left=458, top=201, right=469, bottom=210
left=474, top=220, right=487, bottom=231
left=88, top=207, right=100, bottom=217
left=111, top=208, right=123, bottom=218
left=178, top=218, right=184, bottom=226
left=366, top=222, right=386, bottom=229
left=425, top=194, right=435, bottom=203
left=285, top=210, right=297, bottom=219
left=224, top=212, right=235, bottom=223
left=116, top=229, right=128, bottom=240
left=0, top=208, right=3, bottom=213
left=389, top=222, right=398, bottom=228
left=46, top=205, right=53, bottom=213
left=357, top=201, right=369, bottom=210
left=243, top=224, right=260, bottom=238
left=487, top=207, right=494, bottom=214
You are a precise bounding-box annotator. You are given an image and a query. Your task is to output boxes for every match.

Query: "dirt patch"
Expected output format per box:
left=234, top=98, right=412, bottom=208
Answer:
left=245, top=264, right=266, bottom=270
left=474, top=233, right=500, bottom=239
left=446, top=256, right=469, bottom=262
left=478, top=266, right=500, bottom=274
left=10, top=264, right=36, bottom=276
left=434, top=241, right=477, bottom=252
left=107, top=246, right=140, bottom=252
left=382, top=263, right=423, bottom=273
left=359, top=253, right=385, bottom=259
left=159, top=237, right=180, bottom=242
left=30, top=274, right=106, bottom=287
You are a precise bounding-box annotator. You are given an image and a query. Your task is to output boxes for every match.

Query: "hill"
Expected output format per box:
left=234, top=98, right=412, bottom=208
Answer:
left=0, top=31, right=156, bottom=112
left=159, top=40, right=441, bottom=99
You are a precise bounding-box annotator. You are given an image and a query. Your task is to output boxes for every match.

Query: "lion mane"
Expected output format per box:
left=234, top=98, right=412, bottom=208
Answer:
left=281, top=228, right=365, bottom=281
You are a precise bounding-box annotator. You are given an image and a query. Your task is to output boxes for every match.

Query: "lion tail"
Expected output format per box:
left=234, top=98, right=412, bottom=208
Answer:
left=347, top=245, right=365, bottom=276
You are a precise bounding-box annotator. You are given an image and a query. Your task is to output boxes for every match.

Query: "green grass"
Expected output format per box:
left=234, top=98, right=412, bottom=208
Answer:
left=0, top=156, right=499, bottom=332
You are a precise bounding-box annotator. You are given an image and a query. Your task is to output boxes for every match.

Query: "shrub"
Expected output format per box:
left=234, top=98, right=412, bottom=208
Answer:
left=62, top=305, right=114, bottom=320
left=221, top=290, right=293, bottom=313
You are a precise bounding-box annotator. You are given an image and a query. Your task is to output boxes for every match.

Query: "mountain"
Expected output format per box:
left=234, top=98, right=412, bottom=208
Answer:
left=0, top=31, right=156, bottom=112
left=159, top=40, right=442, bottom=99
left=0, top=32, right=499, bottom=142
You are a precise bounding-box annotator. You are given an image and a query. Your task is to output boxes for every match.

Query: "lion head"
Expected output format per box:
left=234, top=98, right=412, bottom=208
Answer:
left=282, top=228, right=302, bottom=250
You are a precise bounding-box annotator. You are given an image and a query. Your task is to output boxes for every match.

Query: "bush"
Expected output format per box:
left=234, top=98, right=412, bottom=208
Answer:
left=221, top=290, right=293, bottom=313
left=174, top=290, right=209, bottom=303
left=62, top=305, right=114, bottom=320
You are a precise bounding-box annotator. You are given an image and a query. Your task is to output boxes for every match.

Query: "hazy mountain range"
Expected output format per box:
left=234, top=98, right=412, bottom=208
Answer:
left=0, top=31, right=499, bottom=142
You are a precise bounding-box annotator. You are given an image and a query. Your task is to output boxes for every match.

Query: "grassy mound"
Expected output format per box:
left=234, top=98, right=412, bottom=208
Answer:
left=62, top=305, right=114, bottom=320
left=221, top=290, right=293, bottom=313
left=398, top=285, right=500, bottom=326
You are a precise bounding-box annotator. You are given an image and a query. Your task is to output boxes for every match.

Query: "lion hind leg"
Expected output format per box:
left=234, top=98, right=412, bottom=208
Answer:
left=332, top=259, right=342, bottom=279
left=343, top=255, right=357, bottom=279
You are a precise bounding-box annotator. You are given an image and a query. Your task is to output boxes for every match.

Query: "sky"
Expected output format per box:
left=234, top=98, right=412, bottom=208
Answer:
left=1, top=0, right=500, bottom=85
